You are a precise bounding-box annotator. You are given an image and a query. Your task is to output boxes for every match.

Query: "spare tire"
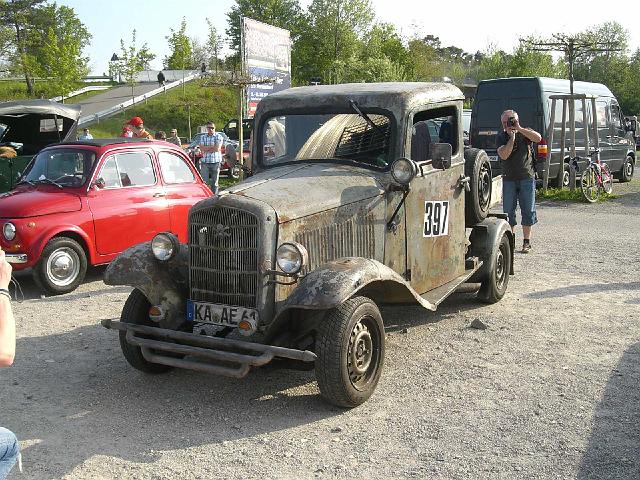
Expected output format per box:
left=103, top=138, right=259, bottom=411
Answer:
left=464, top=148, right=492, bottom=227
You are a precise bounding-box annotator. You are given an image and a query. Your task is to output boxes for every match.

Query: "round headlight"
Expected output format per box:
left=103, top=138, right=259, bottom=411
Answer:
left=3, top=222, right=16, bottom=241
left=391, top=158, right=418, bottom=185
left=276, top=242, right=308, bottom=275
left=151, top=232, right=179, bottom=261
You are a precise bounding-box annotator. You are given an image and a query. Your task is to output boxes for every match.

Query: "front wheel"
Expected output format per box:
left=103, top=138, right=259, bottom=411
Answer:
left=601, top=164, right=613, bottom=194
left=119, top=289, right=173, bottom=374
left=620, top=156, right=634, bottom=183
left=34, top=237, right=87, bottom=295
left=315, top=296, right=385, bottom=408
left=478, top=232, right=511, bottom=304
left=580, top=165, right=599, bottom=203
left=229, top=165, right=241, bottom=179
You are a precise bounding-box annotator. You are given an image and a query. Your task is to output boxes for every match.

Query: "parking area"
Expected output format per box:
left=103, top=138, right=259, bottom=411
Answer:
left=2, top=178, right=639, bottom=479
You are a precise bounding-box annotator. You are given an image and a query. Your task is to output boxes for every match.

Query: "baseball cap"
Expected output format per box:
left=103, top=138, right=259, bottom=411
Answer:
left=128, top=116, right=144, bottom=127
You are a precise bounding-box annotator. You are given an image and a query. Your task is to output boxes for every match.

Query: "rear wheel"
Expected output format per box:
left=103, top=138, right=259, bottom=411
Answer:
left=34, top=237, right=87, bottom=295
left=229, top=165, right=241, bottom=179
left=620, top=156, right=634, bottom=183
left=315, top=296, right=385, bottom=408
left=119, top=289, right=173, bottom=374
left=580, top=165, right=599, bottom=203
left=478, top=233, right=511, bottom=304
left=464, top=148, right=492, bottom=227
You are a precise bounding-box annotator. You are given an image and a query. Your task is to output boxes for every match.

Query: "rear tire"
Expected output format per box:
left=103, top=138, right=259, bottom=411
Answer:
left=464, top=148, right=492, bottom=227
left=580, top=165, right=599, bottom=203
left=119, top=289, right=173, bottom=374
left=315, top=296, right=385, bottom=408
left=478, top=233, right=511, bottom=304
left=620, top=156, right=634, bottom=182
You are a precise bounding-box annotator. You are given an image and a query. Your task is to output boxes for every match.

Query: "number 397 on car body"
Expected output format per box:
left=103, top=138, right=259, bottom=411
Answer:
left=423, top=200, right=449, bottom=237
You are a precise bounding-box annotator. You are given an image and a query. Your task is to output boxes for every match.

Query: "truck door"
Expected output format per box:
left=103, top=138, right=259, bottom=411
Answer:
left=404, top=107, right=466, bottom=294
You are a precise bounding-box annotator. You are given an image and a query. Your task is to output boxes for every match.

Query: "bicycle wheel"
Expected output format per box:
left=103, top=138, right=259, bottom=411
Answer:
left=601, top=164, right=613, bottom=194
left=580, top=165, right=599, bottom=203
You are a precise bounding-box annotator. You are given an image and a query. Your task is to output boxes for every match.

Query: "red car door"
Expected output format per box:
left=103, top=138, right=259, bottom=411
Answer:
left=88, top=150, right=171, bottom=256
left=156, top=150, right=212, bottom=242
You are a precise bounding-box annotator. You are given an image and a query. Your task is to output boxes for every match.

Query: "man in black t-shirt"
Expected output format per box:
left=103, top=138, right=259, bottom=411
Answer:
left=496, top=109, right=542, bottom=253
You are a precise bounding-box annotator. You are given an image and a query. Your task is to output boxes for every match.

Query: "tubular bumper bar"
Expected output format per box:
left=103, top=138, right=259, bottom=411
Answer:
left=101, top=319, right=317, bottom=378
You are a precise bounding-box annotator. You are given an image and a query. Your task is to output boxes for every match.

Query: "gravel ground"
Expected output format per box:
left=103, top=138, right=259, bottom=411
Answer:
left=2, top=177, right=639, bottom=480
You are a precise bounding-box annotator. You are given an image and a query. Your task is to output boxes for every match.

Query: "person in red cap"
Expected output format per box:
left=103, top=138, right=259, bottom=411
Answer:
left=127, top=116, right=153, bottom=140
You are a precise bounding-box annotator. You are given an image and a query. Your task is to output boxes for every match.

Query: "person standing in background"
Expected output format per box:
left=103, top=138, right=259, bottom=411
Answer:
left=198, top=122, right=223, bottom=194
left=167, top=129, right=181, bottom=146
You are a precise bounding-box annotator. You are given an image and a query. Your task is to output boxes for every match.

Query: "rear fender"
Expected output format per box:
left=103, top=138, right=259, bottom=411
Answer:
left=104, top=241, right=189, bottom=329
left=468, top=216, right=514, bottom=282
left=271, top=257, right=436, bottom=327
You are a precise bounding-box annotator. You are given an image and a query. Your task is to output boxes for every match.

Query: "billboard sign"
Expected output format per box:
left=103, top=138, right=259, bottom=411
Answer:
left=242, top=17, right=291, bottom=117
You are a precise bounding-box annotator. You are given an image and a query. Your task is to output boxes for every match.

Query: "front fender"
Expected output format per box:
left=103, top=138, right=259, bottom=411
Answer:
left=274, top=257, right=436, bottom=320
left=104, top=241, right=189, bottom=329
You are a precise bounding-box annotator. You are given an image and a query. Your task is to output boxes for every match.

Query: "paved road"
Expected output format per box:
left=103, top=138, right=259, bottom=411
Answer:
left=76, top=82, right=162, bottom=118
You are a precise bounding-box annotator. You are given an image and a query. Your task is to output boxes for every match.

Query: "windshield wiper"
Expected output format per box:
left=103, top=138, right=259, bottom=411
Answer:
left=349, top=99, right=382, bottom=133
left=15, top=179, right=35, bottom=187
left=35, top=178, right=63, bottom=189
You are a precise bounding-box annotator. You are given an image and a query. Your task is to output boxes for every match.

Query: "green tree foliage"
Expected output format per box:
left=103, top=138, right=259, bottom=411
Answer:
left=476, top=42, right=563, bottom=81
left=117, top=30, right=149, bottom=98
left=165, top=18, right=193, bottom=69
left=36, top=4, right=91, bottom=101
left=206, top=18, right=224, bottom=72
left=0, top=0, right=48, bottom=94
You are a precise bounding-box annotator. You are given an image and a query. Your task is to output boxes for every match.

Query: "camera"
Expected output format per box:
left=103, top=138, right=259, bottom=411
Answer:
left=508, top=117, right=516, bottom=127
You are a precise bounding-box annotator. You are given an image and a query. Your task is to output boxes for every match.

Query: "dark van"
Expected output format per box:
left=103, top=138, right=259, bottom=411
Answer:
left=471, top=77, right=636, bottom=186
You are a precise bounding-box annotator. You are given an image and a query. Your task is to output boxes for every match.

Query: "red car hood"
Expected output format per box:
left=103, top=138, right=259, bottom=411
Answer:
left=0, top=188, right=82, bottom=218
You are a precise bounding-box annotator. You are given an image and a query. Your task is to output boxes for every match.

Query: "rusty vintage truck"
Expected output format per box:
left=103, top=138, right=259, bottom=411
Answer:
left=101, top=82, right=514, bottom=408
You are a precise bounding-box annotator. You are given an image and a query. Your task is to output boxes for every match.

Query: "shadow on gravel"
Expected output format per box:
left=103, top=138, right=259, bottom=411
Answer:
left=526, top=282, right=640, bottom=300
left=577, top=342, right=640, bottom=480
left=4, top=325, right=340, bottom=479
left=10, top=266, right=117, bottom=301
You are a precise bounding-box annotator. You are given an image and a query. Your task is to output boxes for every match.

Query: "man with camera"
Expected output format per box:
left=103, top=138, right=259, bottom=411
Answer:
left=496, top=110, right=542, bottom=253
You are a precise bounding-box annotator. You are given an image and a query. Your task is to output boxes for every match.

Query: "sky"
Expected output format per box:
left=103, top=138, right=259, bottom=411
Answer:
left=58, top=0, right=640, bottom=76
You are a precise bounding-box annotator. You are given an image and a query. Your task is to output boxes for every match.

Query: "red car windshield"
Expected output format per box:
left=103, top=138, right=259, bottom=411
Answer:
left=22, top=148, right=96, bottom=187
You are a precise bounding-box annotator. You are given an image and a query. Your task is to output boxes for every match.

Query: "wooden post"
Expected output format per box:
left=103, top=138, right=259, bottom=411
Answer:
left=544, top=98, right=556, bottom=192
left=559, top=99, right=567, bottom=188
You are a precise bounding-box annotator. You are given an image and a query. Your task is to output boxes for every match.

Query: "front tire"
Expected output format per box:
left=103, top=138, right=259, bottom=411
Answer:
left=34, top=237, right=87, bottom=295
left=119, top=289, right=173, bottom=374
left=315, top=296, right=385, bottom=408
left=478, top=233, right=511, bottom=304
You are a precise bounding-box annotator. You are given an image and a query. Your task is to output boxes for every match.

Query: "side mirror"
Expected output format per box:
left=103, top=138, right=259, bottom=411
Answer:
left=430, top=143, right=452, bottom=170
left=93, top=178, right=106, bottom=189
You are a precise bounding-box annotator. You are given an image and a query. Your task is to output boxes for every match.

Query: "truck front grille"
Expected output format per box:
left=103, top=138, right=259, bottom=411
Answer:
left=189, top=206, right=259, bottom=308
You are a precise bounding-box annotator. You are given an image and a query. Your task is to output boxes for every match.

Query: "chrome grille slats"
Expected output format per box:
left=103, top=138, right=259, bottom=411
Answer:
left=189, top=206, right=259, bottom=308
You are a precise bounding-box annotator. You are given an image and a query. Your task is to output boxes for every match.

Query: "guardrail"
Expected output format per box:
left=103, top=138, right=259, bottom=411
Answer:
left=49, top=85, right=111, bottom=103
left=78, top=73, right=200, bottom=126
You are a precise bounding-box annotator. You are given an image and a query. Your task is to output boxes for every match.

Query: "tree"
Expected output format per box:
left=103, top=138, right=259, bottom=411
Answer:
left=165, top=18, right=192, bottom=70
left=36, top=4, right=91, bottom=101
left=118, top=29, right=147, bottom=99
left=206, top=18, right=223, bottom=73
left=0, top=0, right=48, bottom=95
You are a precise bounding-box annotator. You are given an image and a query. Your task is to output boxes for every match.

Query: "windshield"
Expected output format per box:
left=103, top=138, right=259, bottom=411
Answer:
left=22, top=148, right=96, bottom=187
left=260, top=113, right=393, bottom=169
left=0, top=123, right=6, bottom=142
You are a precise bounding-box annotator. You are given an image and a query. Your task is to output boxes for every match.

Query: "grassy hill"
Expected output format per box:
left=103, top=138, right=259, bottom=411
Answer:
left=0, top=79, right=115, bottom=102
left=86, top=79, right=238, bottom=140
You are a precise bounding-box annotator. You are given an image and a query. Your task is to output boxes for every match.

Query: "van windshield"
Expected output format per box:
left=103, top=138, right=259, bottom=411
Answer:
left=260, top=112, right=393, bottom=169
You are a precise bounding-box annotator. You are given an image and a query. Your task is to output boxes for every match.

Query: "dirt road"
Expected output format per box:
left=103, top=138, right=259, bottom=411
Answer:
left=2, top=179, right=639, bottom=479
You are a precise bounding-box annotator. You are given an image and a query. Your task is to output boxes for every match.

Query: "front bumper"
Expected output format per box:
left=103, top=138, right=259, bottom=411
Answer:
left=101, top=319, right=317, bottom=377
left=5, top=253, right=27, bottom=264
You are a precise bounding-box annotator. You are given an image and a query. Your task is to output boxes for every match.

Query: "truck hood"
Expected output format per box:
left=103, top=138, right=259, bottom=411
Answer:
left=226, top=163, right=386, bottom=223
left=0, top=188, right=82, bottom=218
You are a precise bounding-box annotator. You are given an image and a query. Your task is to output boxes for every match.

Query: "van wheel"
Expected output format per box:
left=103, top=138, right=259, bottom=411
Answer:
left=34, top=237, right=87, bottom=295
left=550, top=164, right=570, bottom=188
left=620, top=156, right=634, bottom=182
left=315, top=296, right=385, bottom=408
left=478, top=233, right=511, bottom=304
left=464, top=148, right=492, bottom=227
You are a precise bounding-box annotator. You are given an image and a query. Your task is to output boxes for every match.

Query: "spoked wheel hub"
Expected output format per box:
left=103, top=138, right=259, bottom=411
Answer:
left=347, top=316, right=378, bottom=389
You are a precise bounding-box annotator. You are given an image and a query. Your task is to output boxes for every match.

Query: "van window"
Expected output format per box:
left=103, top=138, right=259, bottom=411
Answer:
left=610, top=103, right=623, bottom=131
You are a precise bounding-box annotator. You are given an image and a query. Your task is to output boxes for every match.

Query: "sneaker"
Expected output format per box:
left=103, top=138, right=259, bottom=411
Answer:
left=521, top=242, right=531, bottom=254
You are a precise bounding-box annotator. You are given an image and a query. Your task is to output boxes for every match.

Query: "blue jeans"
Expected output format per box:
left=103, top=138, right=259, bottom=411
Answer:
left=0, top=427, right=19, bottom=479
left=502, top=177, right=538, bottom=227
left=199, top=162, right=221, bottom=195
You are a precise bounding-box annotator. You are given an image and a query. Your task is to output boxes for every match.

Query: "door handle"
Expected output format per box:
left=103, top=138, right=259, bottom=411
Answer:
left=153, top=192, right=166, bottom=198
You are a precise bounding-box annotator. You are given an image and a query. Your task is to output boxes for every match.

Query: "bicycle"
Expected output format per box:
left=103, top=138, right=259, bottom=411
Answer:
left=578, top=149, right=613, bottom=203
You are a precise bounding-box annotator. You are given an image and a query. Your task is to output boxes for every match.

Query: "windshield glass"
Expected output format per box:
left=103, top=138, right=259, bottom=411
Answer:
left=260, top=113, right=393, bottom=169
left=23, top=148, right=96, bottom=187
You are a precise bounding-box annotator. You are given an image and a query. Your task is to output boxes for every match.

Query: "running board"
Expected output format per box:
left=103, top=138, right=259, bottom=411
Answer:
left=420, top=261, right=483, bottom=307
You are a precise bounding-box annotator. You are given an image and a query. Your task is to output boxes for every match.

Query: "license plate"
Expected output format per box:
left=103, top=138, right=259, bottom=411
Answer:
left=187, top=300, right=258, bottom=327
left=489, top=155, right=498, bottom=162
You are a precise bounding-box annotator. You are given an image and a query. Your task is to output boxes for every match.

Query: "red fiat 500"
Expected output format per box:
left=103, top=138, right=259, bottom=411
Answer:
left=0, top=138, right=212, bottom=294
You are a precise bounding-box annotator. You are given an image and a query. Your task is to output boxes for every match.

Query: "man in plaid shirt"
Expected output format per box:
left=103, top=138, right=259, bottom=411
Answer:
left=198, top=122, right=223, bottom=194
